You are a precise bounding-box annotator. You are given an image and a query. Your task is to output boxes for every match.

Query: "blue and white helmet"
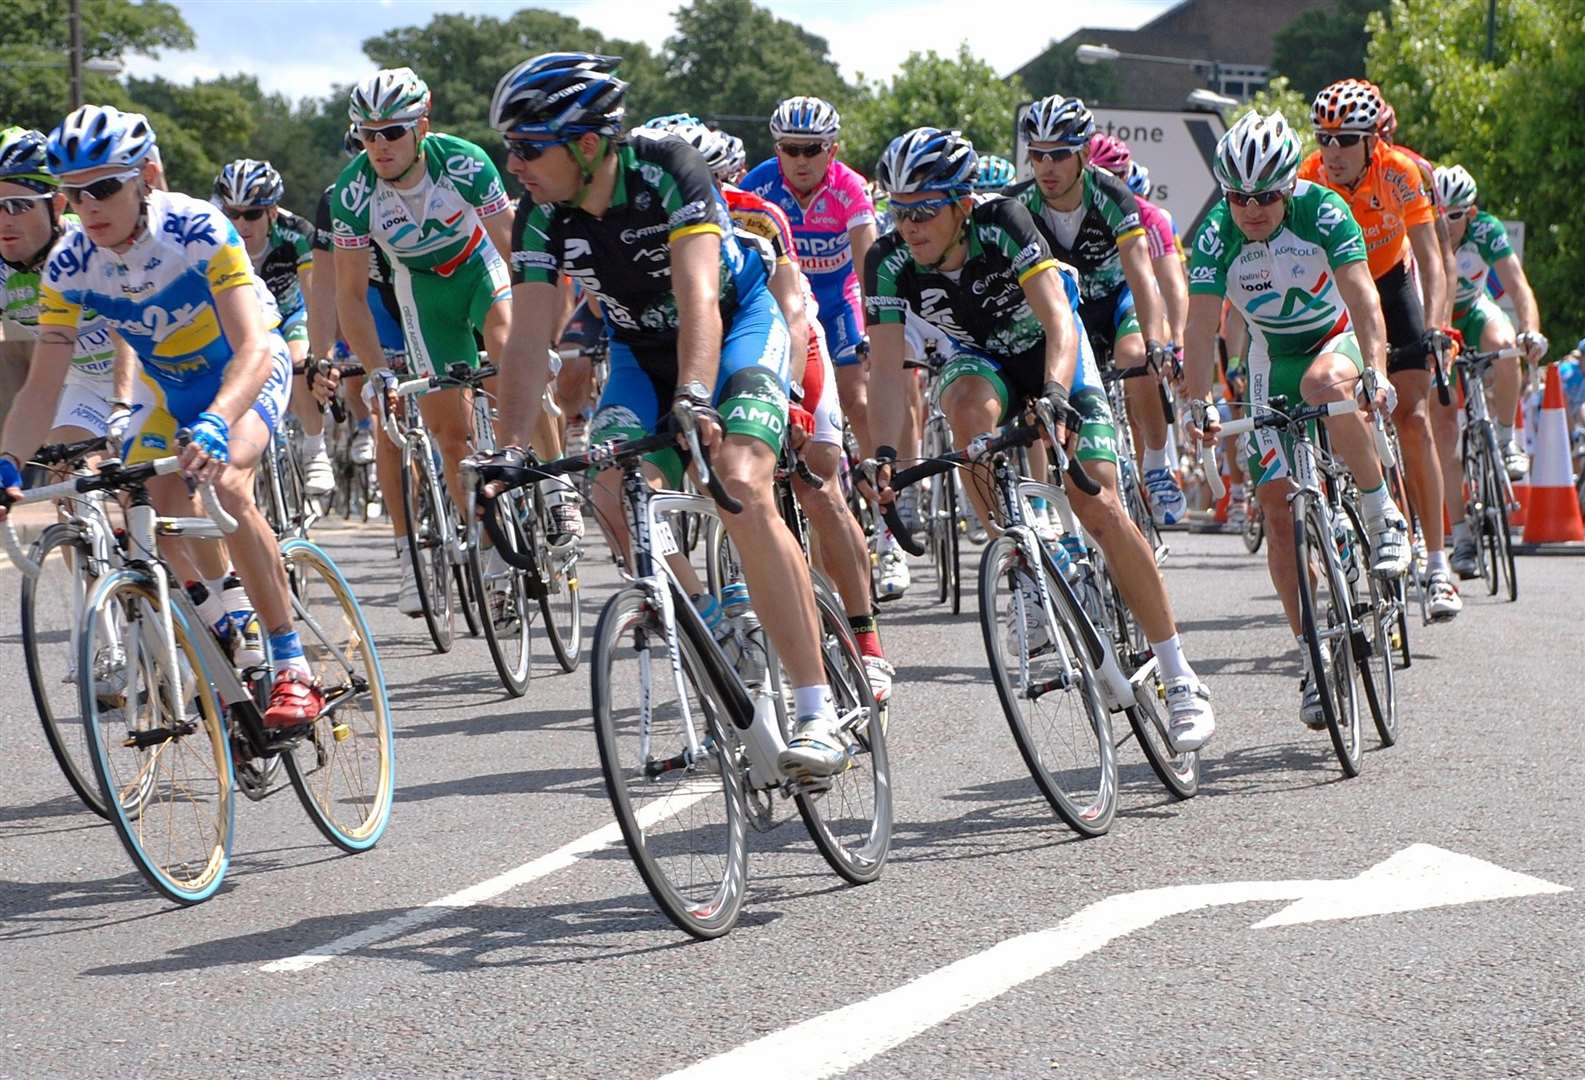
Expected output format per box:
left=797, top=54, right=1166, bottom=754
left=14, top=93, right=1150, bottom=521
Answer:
left=670, top=123, right=738, bottom=181
left=490, top=52, right=628, bottom=137
left=769, top=96, right=840, bottom=141
left=213, top=158, right=284, bottom=208
left=1125, top=160, right=1151, bottom=198
left=639, top=112, right=703, bottom=132
left=875, top=128, right=978, bottom=196
left=1020, top=95, right=1094, bottom=147
left=45, top=105, right=156, bottom=175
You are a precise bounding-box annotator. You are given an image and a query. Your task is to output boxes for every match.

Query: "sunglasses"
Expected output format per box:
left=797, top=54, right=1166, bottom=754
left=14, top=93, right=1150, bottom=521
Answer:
left=60, top=170, right=141, bottom=205
left=222, top=206, right=268, bottom=222
left=890, top=197, right=957, bottom=223
left=1028, top=146, right=1078, bottom=164
left=504, top=136, right=571, bottom=162
left=0, top=193, right=51, bottom=216
left=777, top=142, right=830, bottom=159
left=1316, top=132, right=1367, bottom=148
left=1444, top=207, right=1472, bottom=221
left=358, top=122, right=417, bottom=144
left=1223, top=189, right=1288, bottom=208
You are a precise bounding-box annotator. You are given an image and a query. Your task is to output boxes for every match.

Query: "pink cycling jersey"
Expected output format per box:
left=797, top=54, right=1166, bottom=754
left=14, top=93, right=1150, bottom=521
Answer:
left=1137, top=198, right=1176, bottom=261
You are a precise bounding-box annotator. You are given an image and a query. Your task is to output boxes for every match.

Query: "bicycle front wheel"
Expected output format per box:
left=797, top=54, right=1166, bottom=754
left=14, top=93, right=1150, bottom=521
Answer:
left=469, top=509, right=532, bottom=697
left=400, top=440, right=454, bottom=653
left=22, top=523, right=109, bottom=817
left=979, top=534, right=1116, bottom=836
left=1480, top=430, right=1518, bottom=602
left=1341, top=501, right=1397, bottom=748
left=80, top=571, right=234, bottom=904
left=591, top=585, right=749, bottom=939
left=535, top=493, right=583, bottom=673
left=280, top=539, right=395, bottom=851
left=1294, top=498, right=1364, bottom=777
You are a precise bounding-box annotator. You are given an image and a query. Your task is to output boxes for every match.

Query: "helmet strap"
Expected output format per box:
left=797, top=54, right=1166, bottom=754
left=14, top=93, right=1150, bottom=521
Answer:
left=922, top=203, right=970, bottom=272
left=564, top=136, right=609, bottom=209
left=2, top=219, right=62, bottom=273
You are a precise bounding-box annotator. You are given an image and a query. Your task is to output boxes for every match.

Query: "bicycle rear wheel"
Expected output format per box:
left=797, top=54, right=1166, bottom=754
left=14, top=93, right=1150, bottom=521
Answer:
left=1294, top=497, right=1364, bottom=777
left=979, top=534, right=1116, bottom=836
left=591, top=585, right=748, bottom=939
left=400, top=440, right=454, bottom=653
left=1341, top=502, right=1397, bottom=748
left=535, top=492, right=583, bottom=673
left=22, top=524, right=110, bottom=818
left=279, top=538, right=396, bottom=852
left=80, top=572, right=233, bottom=904
left=469, top=507, right=532, bottom=697
left=1480, top=429, right=1518, bottom=602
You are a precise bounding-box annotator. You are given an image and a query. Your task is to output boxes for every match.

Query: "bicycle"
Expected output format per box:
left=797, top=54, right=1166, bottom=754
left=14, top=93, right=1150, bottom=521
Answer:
left=886, top=400, right=1200, bottom=828
left=1099, top=360, right=1172, bottom=564
left=1453, top=346, right=1527, bottom=603
left=1, top=444, right=394, bottom=904
left=1202, top=392, right=1400, bottom=776
left=472, top=404, right=891, bottom=939
left=909, top=344, right=963, bottom=613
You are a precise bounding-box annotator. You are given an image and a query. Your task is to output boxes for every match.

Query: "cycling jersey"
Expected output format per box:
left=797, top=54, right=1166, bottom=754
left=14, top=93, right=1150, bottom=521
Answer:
left=739, top=156, right=874, bottom=363
left=722, top=185, right=796, bottom=269
left=243, top=208, right=313, bottom=320
left=1009, top=166, right=1145, bottom=303
left=1452, top=211, right=1513, bottom=314
left=313, top=186, right=406, bottom=360
left=1297, top=142, right=1433, bottom=280
left=0, top=216, right=116, bottom=389
left=1136, top=198, right=1176, bottom=261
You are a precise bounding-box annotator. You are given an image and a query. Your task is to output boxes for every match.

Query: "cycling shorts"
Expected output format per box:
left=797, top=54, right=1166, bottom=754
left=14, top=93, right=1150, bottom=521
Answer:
left=391, top=247, right=508, bottom=378
left=1453, top=295, right=1512, bottom=352
left=1377, top=261, right=1429, bottom=375
left=1243, top=330, right=1363, bottom=483
left=935, top=338, right=1117, bottom=465
left=279, top=307, right=309, bottom=345
left=590, top=288, right=791, bottom=488
left=1078, top=285, right=1142, bottom=363
left=124, top=332, right=292, bottom=465
left=819, top=284, right=866, bottom=367
left=51, top=382, right=113, bottom=438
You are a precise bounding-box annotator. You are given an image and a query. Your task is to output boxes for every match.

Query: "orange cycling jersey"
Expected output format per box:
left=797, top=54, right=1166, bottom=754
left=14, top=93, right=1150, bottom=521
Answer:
left=1298, top=141, right=1433, bottom=279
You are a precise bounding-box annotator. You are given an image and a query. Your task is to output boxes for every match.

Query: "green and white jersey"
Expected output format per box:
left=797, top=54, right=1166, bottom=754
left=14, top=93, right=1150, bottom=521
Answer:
left=1452, top=210, right=1512, bottom=316
left=1187, top=180, right=1367, bottom=357
left=0, top=217, right=116, bottom=387
left=329, top=132, right=511, bottom=276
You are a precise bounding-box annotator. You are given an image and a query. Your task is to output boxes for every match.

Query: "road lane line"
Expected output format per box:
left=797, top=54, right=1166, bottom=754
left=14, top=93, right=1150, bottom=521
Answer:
left=261, top=788, right=712, bottom=973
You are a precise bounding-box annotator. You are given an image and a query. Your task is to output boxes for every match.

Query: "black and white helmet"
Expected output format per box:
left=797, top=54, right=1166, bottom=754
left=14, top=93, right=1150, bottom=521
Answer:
left=671, top=123, right=737, bottom=181
left=875, top=127, right=978, bottom=196
left=719, top=132, right=746, bottom=177
left=348, top=67, right=432, bottom=125
left=213, top=158, right=284, bottom=208
left=769, top=96, right=840, bottom=141
left=1433, top=164, right=1478, bottom=209
left=1212, top=111, right=1301, bottom=194
left=1020, top=95, right=1094, bottom=147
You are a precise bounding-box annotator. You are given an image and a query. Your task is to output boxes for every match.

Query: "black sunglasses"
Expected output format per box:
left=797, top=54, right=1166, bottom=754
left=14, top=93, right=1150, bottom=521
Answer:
left=890, top=197, right=956, bottom=223
left=777, top=142, right=830, bottom=158
left=223, top=206, right=268, bottom=222
left=1028, top=146, right=1078, bottom=164
left=0, top=193, right=51, bottom=216
left=1316, top=132, right=1367, bottom=148
left=1444, top=207, right=1472, bottom=222
left=60, top=170, right=140, bottom=205
left=504, top=136, right=570, bottom=162
left=359, top=122, right=417, bottom=144
left=1223, top=189, right=1287, bottom=208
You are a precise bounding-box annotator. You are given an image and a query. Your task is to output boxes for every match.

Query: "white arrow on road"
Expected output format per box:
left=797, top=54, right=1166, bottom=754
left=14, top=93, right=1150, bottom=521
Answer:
left=662, top=844, right=1569, bottom=1080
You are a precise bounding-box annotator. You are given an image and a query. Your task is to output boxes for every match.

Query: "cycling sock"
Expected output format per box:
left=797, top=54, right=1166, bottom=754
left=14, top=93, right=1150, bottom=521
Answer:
left=1496, top=422, right=1514, bottom=448
left=1143, top=445, right=1171, bottom=473
left=1452, top=519, right=1472, bottom=546
left=269, top=629, right=311, bottom=677
left=848, top=613, right=883, bottom=658
left=1230, top=483, right=1246, bottom=503
left=1358, top=482, right=1391, bottom=521
left=356, top=417, right=372, bottom=431
left=1150, top=633, right=1193, bottom=683
left=691, top=594, right=728, bottom=641
left=792, top=685, right=833, bottom=721
left=301, top=432, right=326, bottom=457
left=185, top=581, right=226, bottom=628
left=1426, top=550, right=1450, bottom=576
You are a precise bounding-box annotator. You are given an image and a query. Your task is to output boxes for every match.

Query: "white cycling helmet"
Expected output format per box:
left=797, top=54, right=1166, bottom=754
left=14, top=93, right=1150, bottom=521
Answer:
left=1213, top=110, right=1301, bottom=194
left=769, top=96, right=840, bottom=142
left=213, top=158, right=284, bottom=208
left=349, top=67, right=431, bottom=125
left=45, top=105, right=156, bottom=175
left=1020, top=95, right=1094, bottom=147
left=875, top=127, right=978, bottom=196
left=669, top=123, right=738, bottom=180
left=1434, top=164, right=1478, bottom=209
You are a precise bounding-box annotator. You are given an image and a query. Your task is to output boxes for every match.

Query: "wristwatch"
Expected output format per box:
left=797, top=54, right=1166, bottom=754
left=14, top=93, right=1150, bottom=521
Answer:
left=673, top=380, right=710, bottom=405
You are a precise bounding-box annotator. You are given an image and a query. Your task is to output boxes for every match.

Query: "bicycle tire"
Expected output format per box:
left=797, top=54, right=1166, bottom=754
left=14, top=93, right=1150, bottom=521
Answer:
left=279, top=538, right=396, bottom=852
left=400, top=440, right=454, bottom=653
left=1242, top=506, right=1264, bottom=553
left=535, top=492, right=583, bottom=673
left=1293, top=496, right=1364, bottom=777
left=1340, top=500, right=1397, bottom=748
left=22, top=524, right=110, bottom=818
left=979, top=534, right=1117, bottom=836
left=468, top=509, right=532, bottom=697
left=80, top=571, right=234, bottom=904
left=1482, top=428, right=1519, bottom=602
left=591, top=585, right=749, bottom=939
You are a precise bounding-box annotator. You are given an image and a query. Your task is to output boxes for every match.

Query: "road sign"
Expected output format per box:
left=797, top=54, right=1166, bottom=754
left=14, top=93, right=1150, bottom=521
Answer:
left=1015, top=104, right=1227, bottom=239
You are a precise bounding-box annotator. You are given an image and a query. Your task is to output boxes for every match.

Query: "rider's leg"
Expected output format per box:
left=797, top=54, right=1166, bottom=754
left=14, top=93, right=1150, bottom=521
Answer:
left=799, top=440, right=872, bottom=625
left=941, top=374, right=1006, bottom=536
left=1390, top=367, right=1443, bottom=553
left=835, top=364, right=871, bottom=457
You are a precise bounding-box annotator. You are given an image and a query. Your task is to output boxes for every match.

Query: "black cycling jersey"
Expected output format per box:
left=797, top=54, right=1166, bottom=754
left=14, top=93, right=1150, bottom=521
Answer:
left=510, top=134, right=769, bottom=348
left=1009, top=166, right=1145, bottom=302
left=251, top=208, right=314, bottom=318
left=863, top=196, right=1078, bottom=367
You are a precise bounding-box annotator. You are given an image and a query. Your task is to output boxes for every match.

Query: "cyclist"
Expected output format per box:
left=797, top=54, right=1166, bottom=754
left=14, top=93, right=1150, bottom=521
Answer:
left=864, top=127, right=1216, bottom=753
left=973, top=154, right=1016, bottom=196
left=489, top=53, right=850, bottom=778
left=739, top=98, right=910, bottom=598
left=212, top=158, right=335, bottom=496
left=1183, top=111, right=1409, bottom=728
left=1433, top=163, right=1548, bottom=576
left=1088, top=134, right=1188, bottom=357
left=1298, top=79, right=1460, bottom=620
left=1, top=106, right=322, bottom=725
left=1011, top=97, right=1186, bottom=527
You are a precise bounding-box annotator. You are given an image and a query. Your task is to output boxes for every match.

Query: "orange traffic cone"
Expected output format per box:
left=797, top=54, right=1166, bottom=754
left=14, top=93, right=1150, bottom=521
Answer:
left=1521, top=365, right=1584, bottom=544
left=1509, top=396, right=1528, bottom=528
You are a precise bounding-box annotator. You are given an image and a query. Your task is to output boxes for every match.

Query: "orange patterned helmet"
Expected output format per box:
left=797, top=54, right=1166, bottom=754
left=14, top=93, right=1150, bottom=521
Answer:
left=1311, top=79, right=1386, bottom=134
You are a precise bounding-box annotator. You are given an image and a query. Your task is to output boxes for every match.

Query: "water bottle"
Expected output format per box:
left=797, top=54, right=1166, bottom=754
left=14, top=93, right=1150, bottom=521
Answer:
left=221, top=574, right=265, bottom=668
left=1333, top=518, right=1359, bottom=584
left=720, top=581, right=767, bottom=689
left=1059, top=534, right=1087, bottom=565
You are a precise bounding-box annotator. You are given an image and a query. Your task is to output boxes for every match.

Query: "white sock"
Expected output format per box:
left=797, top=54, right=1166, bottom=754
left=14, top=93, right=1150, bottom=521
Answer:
left=1452, top=519, right=1472, bottom=546
left=1427, top=550, right=1450, bottom=576
left=1150, top=634, right=1194, bottom=683
left=1143, top=445, right=1171, bottom=473
left=792, top=685, right=833, bottom=721
left=1359, top=482, right=1392, bottom=522
left=1496, top=423, right=1514, bottom=448
left=1230, top=483, right=1246, bottom=502
left=279, top=655, right=312, bottom=678
left=302, top=431, right=326, bottom=457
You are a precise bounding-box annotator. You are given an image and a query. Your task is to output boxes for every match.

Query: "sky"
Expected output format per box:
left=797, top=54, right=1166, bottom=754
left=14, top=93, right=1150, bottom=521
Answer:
left=121, top=0, right=1179, bottom=102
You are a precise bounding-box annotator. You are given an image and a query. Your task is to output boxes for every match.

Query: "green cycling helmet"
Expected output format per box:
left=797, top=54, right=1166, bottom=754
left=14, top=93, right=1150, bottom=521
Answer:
left=0, top=126, right=57, bottom=191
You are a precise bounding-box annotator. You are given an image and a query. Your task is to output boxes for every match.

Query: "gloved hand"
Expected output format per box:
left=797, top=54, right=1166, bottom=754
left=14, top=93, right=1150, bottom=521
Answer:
left=1517, top=330, right=1549, bottom=363
left=106, top=403, right=134, bottom=449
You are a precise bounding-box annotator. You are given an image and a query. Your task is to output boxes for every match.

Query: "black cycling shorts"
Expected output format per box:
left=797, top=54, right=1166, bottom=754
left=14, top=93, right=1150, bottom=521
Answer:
left=1377, top=261, right=1429, bottom=375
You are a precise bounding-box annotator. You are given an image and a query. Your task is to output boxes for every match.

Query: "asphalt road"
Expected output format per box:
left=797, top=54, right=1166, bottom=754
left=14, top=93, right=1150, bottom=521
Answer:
left=2, top=521, right=1580, bottom=1079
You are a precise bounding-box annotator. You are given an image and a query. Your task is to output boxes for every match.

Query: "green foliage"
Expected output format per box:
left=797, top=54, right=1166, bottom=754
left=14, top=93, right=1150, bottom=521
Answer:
left=1222, top=76, right=1318, bottom=158
left=1270, top=0, right=1389, bottom=99
left=1367, top=0, right=1584, bottom=350
left=842, top=46, right=1030, bottom=179
left=1014, top=41, right=1119, bottom=106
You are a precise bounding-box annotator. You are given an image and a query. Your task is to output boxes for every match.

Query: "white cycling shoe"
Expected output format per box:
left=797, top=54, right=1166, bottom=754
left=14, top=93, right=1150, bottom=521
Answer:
left=778, top=714, right=849, bottom=779
left=875, top=543, right=911, bottom=600
left=1144, top=467, right=1186, bottom=526
left=1163, top=677, right=1215, bottom=752
left=303, top=448, right=336, bottom=497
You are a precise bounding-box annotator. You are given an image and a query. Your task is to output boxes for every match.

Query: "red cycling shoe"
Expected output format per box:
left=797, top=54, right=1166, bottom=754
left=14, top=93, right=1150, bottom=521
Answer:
left=263, top=668, right=325, bottom=728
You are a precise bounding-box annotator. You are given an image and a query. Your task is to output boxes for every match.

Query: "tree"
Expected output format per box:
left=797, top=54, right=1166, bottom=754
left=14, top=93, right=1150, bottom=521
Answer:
left=1014, top=40, right=1119, bottom=106
left=841, top=46, right=1029, bottom=180
left=1367, top=0, right=1584, bottom=350
left=663, top=0, right=855, bottom=166
left=1222, top=76, right=1318, bottom=159
left=1270, top=0, right=1390, bottom=99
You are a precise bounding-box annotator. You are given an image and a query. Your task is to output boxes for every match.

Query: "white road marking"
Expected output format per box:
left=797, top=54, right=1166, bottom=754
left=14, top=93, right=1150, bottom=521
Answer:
left=663, top=844, right=1569, bottom=1080
left=261, top=788, right=713, bottom=973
